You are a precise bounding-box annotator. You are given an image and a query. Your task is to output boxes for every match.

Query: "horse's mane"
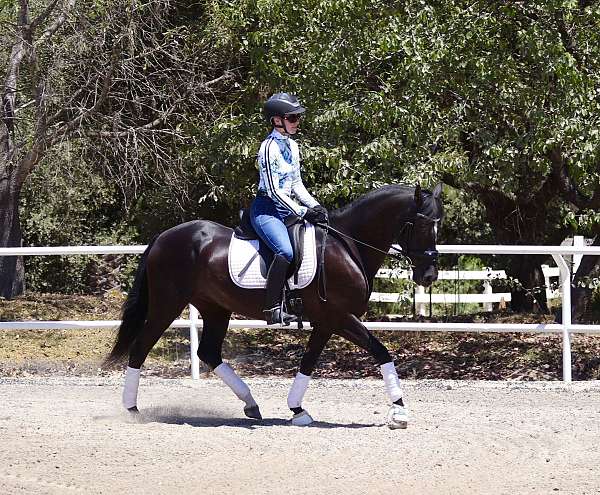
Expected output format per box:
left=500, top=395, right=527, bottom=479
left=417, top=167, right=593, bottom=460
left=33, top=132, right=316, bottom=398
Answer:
left=330, top=184, right=435, bottom=220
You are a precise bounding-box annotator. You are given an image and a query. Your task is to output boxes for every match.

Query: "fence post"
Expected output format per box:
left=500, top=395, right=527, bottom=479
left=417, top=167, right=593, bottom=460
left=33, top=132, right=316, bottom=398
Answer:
left=552, top=254, right=572, bottom=382
left=482, top=280, right=493, bottom=312
left=573, top=235, right=584, bottom=274
left=541, top=264, right=553, bottom=300
left=189, top=304, right=201, bottom=380
left=415, top=285, right=426, bottom=316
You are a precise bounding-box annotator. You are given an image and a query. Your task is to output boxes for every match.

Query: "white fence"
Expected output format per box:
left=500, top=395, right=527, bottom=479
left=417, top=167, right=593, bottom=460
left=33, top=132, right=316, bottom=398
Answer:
left=373, top=237, right=588, bottom=315
left=1, top=243, right=599, bottom=382
left=372, top=268, right=512, bottom=314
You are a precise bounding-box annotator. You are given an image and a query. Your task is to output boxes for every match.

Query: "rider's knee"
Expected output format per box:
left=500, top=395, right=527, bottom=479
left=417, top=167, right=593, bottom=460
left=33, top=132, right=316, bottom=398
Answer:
left=275, top=246, right=294, bottom=263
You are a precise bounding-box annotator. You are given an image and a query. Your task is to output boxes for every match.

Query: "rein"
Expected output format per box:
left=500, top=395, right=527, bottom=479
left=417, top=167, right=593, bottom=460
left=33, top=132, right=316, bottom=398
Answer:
left=317, top=223, right=414, bottom=268
left=313, top=221, right=414, bottom=304
left=313, top=212, right=440, bottom=302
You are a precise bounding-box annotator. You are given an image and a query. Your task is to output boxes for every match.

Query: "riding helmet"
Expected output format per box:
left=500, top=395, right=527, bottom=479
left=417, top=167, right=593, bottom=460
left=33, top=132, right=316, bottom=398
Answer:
left=263, top=93, right=306, bottom=123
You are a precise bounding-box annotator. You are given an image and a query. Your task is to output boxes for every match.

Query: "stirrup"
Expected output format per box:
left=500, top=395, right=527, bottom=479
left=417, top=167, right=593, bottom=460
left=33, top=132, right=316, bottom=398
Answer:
left=263, top=306, right=295, bottom=326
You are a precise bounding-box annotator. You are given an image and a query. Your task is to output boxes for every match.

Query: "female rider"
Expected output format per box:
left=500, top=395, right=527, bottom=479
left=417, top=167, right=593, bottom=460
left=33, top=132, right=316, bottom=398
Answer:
left=250, top=93, right=328, bottom=325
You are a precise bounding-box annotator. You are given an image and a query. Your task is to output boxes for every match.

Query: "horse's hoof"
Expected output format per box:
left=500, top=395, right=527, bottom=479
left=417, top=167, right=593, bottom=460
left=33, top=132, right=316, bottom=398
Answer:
left=127, top=406, right=140, bottom=414
left=291, top=410, right=313, bottom=426
left=244, top=405, right=262, bottom=420
left=387, top=404, right=408, bottom=430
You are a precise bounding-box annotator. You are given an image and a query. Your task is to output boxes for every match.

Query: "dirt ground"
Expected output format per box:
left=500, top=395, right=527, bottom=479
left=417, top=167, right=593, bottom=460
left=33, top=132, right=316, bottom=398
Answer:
left=1, top=376, right=599, bottom=495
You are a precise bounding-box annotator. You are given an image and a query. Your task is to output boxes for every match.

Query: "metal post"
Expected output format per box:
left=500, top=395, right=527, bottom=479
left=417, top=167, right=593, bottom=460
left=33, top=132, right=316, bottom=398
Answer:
left=552, top=254, right=572, bottom=382
left=429, top=285, right=433, bottom=318
left=189, top=304, right=201, bottom=380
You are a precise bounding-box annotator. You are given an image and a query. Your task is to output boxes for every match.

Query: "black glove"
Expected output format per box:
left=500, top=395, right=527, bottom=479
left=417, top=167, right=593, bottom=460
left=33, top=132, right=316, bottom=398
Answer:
left=304, top=205, right=328, bottom=225
left=313, top=205, right=329, bottom=223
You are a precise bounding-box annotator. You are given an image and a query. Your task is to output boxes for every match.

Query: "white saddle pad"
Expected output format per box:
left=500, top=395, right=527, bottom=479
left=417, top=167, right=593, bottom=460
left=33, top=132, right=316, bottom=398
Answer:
left=228, top=224, right=317, bottom=290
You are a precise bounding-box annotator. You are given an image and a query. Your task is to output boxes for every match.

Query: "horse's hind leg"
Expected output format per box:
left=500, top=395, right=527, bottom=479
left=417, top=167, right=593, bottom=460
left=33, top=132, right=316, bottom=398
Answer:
left=336, top=314, right=408, bottom=430
left=123, top=297, right=187, bottom=412
left=197, top=308, right=262, bottom=420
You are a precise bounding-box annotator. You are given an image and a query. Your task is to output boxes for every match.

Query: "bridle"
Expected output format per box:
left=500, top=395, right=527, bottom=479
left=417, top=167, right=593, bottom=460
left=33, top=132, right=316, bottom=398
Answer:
left=314, top=210, right=440, bottom=302
left=400, top=212, right=440, bottom=268
left=318, top=211, right=440, bottom=270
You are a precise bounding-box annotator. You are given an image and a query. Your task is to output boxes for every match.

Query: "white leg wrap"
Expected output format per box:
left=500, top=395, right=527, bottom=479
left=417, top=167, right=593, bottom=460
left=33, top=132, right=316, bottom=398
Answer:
left=122, top=366, right=141, bottom=409
left=380, top=361, right=403, bottom=403
left=214, top=363, right=256, bottom=406
left=287, top=372, right=311, bottom=409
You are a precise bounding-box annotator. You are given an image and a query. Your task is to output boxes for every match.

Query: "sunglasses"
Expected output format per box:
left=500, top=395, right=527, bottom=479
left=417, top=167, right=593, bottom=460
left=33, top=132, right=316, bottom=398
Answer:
left=284, top=114, right=302, bottom=123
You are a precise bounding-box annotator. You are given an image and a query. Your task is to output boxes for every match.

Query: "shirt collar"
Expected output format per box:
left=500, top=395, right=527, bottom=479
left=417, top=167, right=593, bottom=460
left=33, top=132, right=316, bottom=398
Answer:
left=270, top=129, right=289, bottom=142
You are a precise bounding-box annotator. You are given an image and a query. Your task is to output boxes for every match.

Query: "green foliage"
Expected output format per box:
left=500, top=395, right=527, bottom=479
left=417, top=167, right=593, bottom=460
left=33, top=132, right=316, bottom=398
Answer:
left=200, top=0, right=599, bottom=234
left=20, top=149, right=139, bottom=293
left=10, top=0, right=600, bottom=294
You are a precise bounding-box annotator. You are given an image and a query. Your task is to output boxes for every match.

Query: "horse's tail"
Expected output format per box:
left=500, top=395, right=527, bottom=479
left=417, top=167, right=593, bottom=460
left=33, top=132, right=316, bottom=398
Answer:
left=104, top=237, right=157, bottom=365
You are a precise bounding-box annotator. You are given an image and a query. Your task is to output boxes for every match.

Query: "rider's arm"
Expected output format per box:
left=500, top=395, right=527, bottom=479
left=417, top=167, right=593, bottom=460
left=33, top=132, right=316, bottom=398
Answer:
left=290, top=141, right=319, bottom=208
left=260, top=139, right=307, bottom=217
left=291, top=173, right=319, bottom=208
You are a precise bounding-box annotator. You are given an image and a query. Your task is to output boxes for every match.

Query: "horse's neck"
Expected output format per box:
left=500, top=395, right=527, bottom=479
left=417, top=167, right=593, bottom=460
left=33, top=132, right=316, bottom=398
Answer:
left=336, top=193, right=413, bottom=282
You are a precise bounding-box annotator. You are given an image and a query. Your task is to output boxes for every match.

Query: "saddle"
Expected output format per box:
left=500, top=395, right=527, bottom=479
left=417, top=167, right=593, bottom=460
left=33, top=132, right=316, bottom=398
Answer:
left=234, top=208, right=306, bottom=283
left=233, top=209, right=326, bottom=327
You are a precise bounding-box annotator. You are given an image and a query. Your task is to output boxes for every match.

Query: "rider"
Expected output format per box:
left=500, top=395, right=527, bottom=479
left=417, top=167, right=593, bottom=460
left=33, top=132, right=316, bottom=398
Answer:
left=250, top=92, right=328, bottom=325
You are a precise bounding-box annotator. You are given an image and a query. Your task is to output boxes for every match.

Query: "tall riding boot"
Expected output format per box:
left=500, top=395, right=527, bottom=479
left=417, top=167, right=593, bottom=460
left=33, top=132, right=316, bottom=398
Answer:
left=263, top=254, right=296, bottom=326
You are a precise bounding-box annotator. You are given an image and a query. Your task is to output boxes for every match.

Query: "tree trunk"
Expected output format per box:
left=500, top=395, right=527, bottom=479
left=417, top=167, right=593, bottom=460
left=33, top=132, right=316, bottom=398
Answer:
left=0, top=159, right=25, bottom=299
left=571, top=236, right=600, bottom=322
left=505, top=255, right=549, bottom=313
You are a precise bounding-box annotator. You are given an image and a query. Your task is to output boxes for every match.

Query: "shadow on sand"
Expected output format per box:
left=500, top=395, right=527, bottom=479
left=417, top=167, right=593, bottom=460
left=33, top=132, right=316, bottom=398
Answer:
left=132, top=406, right=380, bottom=430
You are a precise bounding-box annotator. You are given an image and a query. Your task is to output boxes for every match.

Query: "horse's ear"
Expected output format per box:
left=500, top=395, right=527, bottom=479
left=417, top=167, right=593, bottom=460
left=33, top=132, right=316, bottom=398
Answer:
left=432, top=183, right=443, bottom=198
left=414, top=184, right=423, bottom=207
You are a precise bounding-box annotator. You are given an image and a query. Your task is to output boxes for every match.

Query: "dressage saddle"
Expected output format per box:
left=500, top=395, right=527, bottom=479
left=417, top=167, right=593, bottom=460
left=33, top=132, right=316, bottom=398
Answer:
left=234, top=208, right=306, bottom=283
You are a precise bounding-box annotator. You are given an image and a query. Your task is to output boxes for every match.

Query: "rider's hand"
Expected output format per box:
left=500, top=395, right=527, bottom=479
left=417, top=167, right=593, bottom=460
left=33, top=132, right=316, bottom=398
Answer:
left=313, top=205, right=329, bottom=224
left=304, top=205, right=328, bottom=225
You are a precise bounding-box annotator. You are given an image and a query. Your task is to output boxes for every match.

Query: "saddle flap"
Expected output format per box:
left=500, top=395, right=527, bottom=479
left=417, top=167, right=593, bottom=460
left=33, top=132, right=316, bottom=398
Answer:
left=228, top=224, right=318, bottom=290
left=233, top=210, right=306, bottom=279
left=284, top=215, right=306, bottom=280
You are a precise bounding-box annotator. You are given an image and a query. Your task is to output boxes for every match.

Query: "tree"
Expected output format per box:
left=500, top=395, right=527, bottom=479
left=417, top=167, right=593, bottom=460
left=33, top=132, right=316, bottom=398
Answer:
left=0, top=0, right=234, bottom=297
left=205, top=0, right=599, bottom=311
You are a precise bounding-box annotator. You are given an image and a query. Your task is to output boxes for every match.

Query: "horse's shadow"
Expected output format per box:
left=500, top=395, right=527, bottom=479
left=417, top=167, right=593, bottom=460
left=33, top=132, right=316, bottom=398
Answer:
left=132, top=407, right=380, bottom=430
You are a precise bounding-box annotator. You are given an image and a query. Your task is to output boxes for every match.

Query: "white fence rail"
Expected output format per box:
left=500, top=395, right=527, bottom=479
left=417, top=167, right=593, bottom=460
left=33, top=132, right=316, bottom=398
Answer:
left=1, top=243, right=599, bottom=382
left=372, top=268, right=512, bottom=314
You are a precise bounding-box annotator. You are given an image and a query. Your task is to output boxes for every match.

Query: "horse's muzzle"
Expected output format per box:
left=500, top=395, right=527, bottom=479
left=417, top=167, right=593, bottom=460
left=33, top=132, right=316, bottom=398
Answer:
left=412, top=264, right=438, bottom=288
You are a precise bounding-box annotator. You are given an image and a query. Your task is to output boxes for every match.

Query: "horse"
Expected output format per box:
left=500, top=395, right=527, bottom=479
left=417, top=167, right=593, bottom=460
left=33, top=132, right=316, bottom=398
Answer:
left=106, top=183, right=443, bottom=429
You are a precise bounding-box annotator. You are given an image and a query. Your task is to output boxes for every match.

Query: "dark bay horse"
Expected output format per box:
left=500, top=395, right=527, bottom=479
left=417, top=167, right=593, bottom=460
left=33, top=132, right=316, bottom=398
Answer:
left=107, top=184, right=443, bottom=429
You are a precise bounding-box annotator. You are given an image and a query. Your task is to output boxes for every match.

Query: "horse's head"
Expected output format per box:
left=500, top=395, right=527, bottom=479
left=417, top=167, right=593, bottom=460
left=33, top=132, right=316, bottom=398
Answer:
left=401, top=184, right=443, bottom=287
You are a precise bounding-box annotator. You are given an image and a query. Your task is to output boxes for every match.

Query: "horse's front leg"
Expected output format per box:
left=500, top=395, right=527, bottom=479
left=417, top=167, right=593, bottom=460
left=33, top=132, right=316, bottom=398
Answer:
left=336, top=314, right=408, bottom=430
left=287, top=326, right=332, bottom=426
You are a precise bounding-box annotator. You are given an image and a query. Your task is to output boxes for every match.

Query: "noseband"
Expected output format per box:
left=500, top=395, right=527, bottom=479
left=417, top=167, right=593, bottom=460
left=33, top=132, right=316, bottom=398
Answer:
left=396, top=213, right=440, bottom=267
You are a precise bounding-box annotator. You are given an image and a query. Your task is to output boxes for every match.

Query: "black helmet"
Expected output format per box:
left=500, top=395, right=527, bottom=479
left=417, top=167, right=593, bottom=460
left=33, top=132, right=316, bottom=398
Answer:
left=263, top=93, right=306, bottom=123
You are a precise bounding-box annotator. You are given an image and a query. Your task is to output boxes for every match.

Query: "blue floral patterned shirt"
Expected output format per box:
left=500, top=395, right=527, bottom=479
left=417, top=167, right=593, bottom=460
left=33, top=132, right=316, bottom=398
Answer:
left=257, top=129, right=319, bottom=218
